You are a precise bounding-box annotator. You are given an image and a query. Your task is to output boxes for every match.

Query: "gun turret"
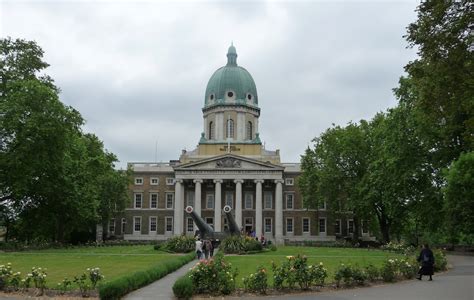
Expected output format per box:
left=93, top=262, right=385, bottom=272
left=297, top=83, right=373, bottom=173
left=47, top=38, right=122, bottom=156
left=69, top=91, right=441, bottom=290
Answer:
left=185, top=206, right=215, bottom=239
left=223, top=205, right=240, bottom=235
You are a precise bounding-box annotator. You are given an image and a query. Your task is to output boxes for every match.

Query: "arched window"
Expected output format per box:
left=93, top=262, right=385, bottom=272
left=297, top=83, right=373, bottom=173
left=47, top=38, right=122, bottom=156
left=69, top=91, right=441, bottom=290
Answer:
left=208, top=121, right=214, bottom=140
left=226, top=119, right=234, bottom=139
left=246, top=121, right=253, bottom=140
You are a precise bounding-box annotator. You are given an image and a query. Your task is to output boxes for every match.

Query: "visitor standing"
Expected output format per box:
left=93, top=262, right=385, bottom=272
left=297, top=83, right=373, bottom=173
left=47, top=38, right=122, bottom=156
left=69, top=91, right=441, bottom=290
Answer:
left=416, top=243, right=435, bottom=281
left=195, top=238, right=203, bottom=260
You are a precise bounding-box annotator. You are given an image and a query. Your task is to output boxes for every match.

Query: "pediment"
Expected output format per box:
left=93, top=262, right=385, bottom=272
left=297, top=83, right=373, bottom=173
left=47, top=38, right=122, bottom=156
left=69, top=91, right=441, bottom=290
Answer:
left=174, top=154, right=283, bottom=171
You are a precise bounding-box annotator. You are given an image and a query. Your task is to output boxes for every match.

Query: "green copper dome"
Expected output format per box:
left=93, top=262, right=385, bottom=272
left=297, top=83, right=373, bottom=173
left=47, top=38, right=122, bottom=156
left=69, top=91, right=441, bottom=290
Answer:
left=204, top=44, right=258, bottom=107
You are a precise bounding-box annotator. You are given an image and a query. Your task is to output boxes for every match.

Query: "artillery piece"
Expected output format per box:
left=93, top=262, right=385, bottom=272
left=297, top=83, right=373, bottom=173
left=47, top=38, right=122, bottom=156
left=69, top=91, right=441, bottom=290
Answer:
left=185, top=205, right=241, bottom=240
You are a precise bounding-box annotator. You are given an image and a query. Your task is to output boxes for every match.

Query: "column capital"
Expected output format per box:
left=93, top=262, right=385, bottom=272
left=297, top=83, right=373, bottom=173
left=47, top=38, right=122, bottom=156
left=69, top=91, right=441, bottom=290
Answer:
left=234, top=179, right=244, bottom=184
left=175, top=179, right=183, bottom=184
left=254, top=179, right=265, bottom=184
left=193, top=179, right=203, bottom=184
left=274, top=179, right=284, bottom=184
left=213, top=179, right=223, bottom=184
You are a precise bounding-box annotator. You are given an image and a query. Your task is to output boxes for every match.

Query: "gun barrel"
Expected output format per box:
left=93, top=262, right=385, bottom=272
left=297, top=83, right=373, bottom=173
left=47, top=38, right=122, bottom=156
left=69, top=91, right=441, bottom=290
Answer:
left=223, top=205, right=240, bottom=235
left=185, top=206, right=215, bottom=238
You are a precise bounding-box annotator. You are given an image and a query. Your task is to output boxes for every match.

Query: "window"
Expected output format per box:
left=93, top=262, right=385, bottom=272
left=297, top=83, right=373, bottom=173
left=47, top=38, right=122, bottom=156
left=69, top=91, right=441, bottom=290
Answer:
left=206, top=193, right=214, bottom=209
left=225, top=192, right=233, bottom=208
left=226, top=119, right=234, bottom=139
left=285, top=178, right=294, bottom=186
left=121, top=218, right=126, bottom=234
left=149, top=217, right=157, bottom=232
left=134, top=193, right=142, bottom=209
left=286, top=194, right=294, bottom=209
left=286, top=218, right=294, bottom=233
left=318, top=201, right=326, bottom=210
left=319, top=218, right=326, bottom=233
left=166, top=193, right=174, bottom=209
left=362, top=220, right=369, bottom=234
left=348, top=219, right=354, bottom=234
left=109, top=218, right=115, bottom=234
left=187, top=218, right=194, bottom=232
left=205, top=217, right=214, bottom=229
left=264, top=192, right=273, bottom=209
left=165, top=217, right=173, bottom=233
left=244, top=193, right=253, bottom=209
left=187, top=191, right=195, bottom=207
left=150, top=193, right=158, bottom=209
left=264, top=218, right=272, bottom=233
left=166, top=178, right=175, bottom=185
left=150, top=177, right=159, bottom=185
left=208, top=121, right=214, bottom=140
left=135, top=177, right=143, bottom=185
left=246, top=121, right=253, bottom=140
left=303, top=218, right=310, bottom=233
left=335, top=219, right=342, bottom=235
left=133, top=217, right=141, bottom=233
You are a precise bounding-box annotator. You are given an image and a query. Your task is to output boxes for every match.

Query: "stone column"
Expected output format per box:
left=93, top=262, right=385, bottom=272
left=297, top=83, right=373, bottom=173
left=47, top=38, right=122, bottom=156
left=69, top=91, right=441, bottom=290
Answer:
left=174, top=179, right=183, bottom=235
left=255, top=179, right=264, bottom=239
left=194, top=179, right=202, bottom=231
left=214, top=179, right=223, bottom=232
left=234, top=179, right=243, bottom=229
left=275, top=179, right=284, bottom=245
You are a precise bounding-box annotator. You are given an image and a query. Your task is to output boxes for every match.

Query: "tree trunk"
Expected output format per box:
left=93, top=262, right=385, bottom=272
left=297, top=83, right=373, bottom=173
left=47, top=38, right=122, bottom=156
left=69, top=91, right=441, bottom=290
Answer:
left=353, top=215, right=360, bottom=244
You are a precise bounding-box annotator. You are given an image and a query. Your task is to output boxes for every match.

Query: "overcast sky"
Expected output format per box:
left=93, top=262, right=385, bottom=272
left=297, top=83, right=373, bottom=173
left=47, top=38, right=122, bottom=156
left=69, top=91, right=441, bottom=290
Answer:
left=1, top=0, right=419, bottom=169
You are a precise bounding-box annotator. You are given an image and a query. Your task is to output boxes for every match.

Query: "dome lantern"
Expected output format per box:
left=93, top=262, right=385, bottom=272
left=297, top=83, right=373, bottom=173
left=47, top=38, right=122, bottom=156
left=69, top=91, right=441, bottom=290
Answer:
left=226, top=43, right=237, bottom=66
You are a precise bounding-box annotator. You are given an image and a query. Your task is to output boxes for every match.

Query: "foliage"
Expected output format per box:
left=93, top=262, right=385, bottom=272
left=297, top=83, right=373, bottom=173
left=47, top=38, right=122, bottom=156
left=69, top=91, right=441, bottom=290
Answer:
left=380, top=260, right=397, bottom=282
left=189, top=252, right=238, bottom=295
left=73, top=268, right=104, bottom=297
left=0, top=263, right=13, bottom=290
left=271, top=255, right=327, bottom=290
left=73, top=273, right=91, bottom=297
left=381, top=242, right=416, bottom=255
left=364, top=264, right=379, bottom=282
left=242, top=265, right=268, bottom=294
left=160, top=235, right=195, bottom=253
left=334, top=264, right=357, bottom=287
left=433, top=249, right=448, bottom=272
left=31, top=266, right=47, bottom=295
left=56, top=277, right=72, bottom=294
left=221, top=235, right=263, bottom=254
left=172, top=275, right=194, bottom=299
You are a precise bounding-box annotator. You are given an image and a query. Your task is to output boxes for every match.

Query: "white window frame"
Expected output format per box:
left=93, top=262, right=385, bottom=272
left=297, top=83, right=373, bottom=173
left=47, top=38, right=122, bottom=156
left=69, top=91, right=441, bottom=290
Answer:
left=285, top=178, right=294, bottom=186
left=166, top=192, right=174, bottom=209
left=134, top=193, right=143, bottom=209
left=165, top=217, right=173, bottom=233
left=264, top=217, right=272, bottom=233
left=286, top=218, right=294, bottom=234
left=206, top=193, right=214, bottom=209
left=286, top=193, right=294, bottom=210
left=225, top=191, right=233, bottom=208
left=166, top=178, right=175, bottom=185
left=150, top=177, right=159, bottom=185
left=187, top=217, right=194, bottom=232
left=187, top=191, right=195, bottom=208
left=150, top=193, right=158, bottom=209
left=319, top=217, right=327, bottom=235
left=109, top=218, right=115, bottom=235
left=302, top=217, right=310, bottom=234
left=133, top=216, right=141, bottom=233
left=244, top=192, right=253, bottom=209
left=347, top=219, right=354, bottom=235
left=149, top=216, right=157, bottom=233
left=335, top=219, right=342, bottom=235
left=121, top=218, right=126, bottom=234
left=135, top=177, right=143, bottom=185
left=264, top=191, right=273, bottom=209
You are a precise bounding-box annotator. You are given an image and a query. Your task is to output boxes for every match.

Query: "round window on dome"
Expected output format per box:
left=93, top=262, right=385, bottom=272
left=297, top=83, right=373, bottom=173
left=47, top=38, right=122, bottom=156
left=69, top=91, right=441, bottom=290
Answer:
left=227, top=91, right=234, bottom=98
left=247, top=94, right=252, bottom=100
left=210, top=94, right=214, bottom=100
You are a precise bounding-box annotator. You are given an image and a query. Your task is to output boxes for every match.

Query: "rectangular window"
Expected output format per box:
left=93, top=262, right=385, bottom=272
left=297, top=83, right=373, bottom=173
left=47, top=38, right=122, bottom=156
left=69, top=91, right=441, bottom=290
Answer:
left=187, top=218, right=194, bottom=232
left=244, top=193, right=253, bottom=209
left=362, top=220, right=369, bottom=234
left=121, top=218, right=126, bottom=234
left=205, top=217, right=214, bottom=230
left=319, top=218, right=326, bottom=233
left=335, top=219, right=342, bottom=235
left=303, top=218, right=310, bottom=233
left=285, top=178, right=294, bottom=186
left=264, top=218, right=272, bottom=233
left=286, top=194, right=294, bottom=209
left=133, top=217, right=141, bottom=233
left=109, top=218, right=115, bottom=234
left=149, top=217, right=157, bottom=232
left=166, top=193, right=174, bottom=209
left=348, top=219, right=354, bottom=234
left=264, top=192, right=273, bottom=209
left=286, top=218, right=294, bottom=233
left=135, top=177, right=143, bottom=185
left=134, top=193, right=143, bottom=209
left=150, top=193, right=158, bottom=209
left=206, top=193, right=214, bottom=209
left=150, top=177, right=159, bottom=185
left=166, top=178, right=175, bottom=185
left=225, top=192, right=233, bottom=208
left=165, top=217, right=173, bottom=233
left=318, top=201, right=326, bottom=210
left=187, top=191, right=195, bottom=207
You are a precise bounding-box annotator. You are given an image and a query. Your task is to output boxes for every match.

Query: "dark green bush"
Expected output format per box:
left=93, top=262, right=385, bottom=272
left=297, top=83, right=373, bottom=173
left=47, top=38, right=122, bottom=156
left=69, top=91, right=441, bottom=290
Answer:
left=221, top=236, right=263, bottom=254
left=433, top=249, right=448, bottom=271
left=172, top=275, right=194, bottom=299
left=98, top=252, right=194, bottom=299
left=160, top=236, right=195, bottom=253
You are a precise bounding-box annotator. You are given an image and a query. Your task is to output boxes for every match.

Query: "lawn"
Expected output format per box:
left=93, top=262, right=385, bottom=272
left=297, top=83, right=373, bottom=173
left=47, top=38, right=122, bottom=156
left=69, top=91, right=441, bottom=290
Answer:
left=0, top=245, right=185, bottom=288
left=225, top=246, right=405, bottom=287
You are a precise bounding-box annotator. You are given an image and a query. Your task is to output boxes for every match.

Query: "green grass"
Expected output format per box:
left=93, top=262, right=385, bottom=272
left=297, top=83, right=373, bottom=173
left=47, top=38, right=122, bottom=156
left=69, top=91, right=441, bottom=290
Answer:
left=0, top=245, right=187, bottom=288
left=225, top=246, right=405, bottom=287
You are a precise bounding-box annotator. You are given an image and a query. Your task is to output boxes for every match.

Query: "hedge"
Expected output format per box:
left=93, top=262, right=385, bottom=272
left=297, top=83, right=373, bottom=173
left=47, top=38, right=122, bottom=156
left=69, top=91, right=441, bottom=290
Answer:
left=172, top=275, right=194, bottom=299
left=98, top=252, right=194, bottom=300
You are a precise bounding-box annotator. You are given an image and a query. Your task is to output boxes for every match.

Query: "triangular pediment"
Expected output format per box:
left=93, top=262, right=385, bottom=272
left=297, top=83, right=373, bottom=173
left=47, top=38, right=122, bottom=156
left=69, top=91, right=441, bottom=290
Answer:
left=174, top=154, right=284, bottom=171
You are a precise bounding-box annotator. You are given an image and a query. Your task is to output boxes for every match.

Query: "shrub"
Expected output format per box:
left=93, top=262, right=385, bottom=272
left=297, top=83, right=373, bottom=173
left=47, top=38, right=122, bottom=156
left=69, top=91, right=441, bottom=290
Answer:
left=173, top=275, right=194, bottom=299
left=189, top=252, right=238, bottom=295
left=74, top=273, right=91, bottom=297
left=221, top=236, right=263, bottom=254
left=433, top=249, right=447, bottom=271
left=243, top=238, right=263, bottom=252
left=160, top=236, right=195, bottom=253
left=364, top=264, right=379, bottom=282
left=334, top=264, right=354, bottom=287
left=272, top=255, right=327, bottom=290
left=381, top=242, right=415, bottom=255
left=399, top=258, right=418, bottom=279
left=56, top=277, right=72, bottom=294
left=31, top=266, right=47, bottom=295
left=381, top=259, right=397, bottom=282
left=243, top=266, right=268, bottom=294
left=0, top=263, right=13, bottom=290
left=9, top=272, right=21, bottom=290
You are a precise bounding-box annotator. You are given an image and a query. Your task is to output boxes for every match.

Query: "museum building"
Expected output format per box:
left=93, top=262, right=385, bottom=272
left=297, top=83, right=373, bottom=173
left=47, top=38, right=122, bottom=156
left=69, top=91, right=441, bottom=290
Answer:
left=112, top=45, right=368, bottom=244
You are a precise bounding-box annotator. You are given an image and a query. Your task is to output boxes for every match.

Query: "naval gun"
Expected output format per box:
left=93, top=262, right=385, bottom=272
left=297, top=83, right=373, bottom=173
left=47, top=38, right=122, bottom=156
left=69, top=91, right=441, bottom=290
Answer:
left=185, top=205, right=241, bottom=240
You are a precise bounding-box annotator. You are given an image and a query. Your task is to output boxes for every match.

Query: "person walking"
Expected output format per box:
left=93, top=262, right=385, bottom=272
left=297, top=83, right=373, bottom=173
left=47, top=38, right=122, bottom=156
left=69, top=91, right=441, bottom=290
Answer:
left=417, top=243, right=435, bottom=281
left=202, top=239, right=210, bottom=259
left=195, top=238, right=203, bottom=260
